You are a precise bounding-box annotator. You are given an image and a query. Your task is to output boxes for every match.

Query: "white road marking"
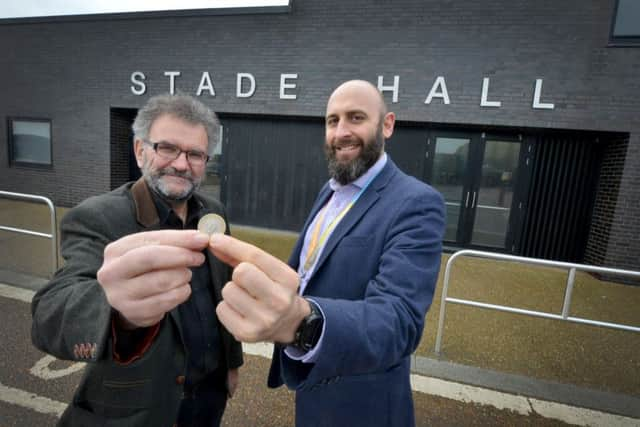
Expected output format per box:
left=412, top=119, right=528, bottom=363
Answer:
left=2, top=285, right=638, bottom=426
left=0, top=381, right=66, bottom=417
left=30, top=355, right=86, bottom=380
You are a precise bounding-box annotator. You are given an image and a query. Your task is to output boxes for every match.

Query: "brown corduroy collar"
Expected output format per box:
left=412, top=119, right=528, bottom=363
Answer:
left=131, top=178, right=160, bottom=228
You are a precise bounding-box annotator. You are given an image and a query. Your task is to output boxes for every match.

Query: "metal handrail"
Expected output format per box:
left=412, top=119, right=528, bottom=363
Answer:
left=434, top=249, right=640, bottom=354
left=0, top=191, right=58, bottom=276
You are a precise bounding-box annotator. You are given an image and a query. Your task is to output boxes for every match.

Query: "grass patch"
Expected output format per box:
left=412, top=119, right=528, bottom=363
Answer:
left=230, top=225, right=298, bottom=262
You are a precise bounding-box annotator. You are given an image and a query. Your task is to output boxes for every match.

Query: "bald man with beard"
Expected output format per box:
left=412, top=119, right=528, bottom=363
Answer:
left=209, top=80, right=446, bottom=426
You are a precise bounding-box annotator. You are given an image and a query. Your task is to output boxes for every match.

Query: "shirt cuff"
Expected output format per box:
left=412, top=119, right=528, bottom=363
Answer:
left=284, top=299, right=326, bottom=363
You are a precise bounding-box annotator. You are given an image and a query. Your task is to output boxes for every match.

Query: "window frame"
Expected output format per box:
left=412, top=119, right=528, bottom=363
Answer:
left=609, top=0, right=640, bottom=47
left=8, top=117, right=54, bottom=169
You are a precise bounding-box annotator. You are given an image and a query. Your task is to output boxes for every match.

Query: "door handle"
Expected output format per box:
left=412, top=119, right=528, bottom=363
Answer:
left=464, top=192, right=470, bottom=208
left=471, top=191, right=477, bottom=209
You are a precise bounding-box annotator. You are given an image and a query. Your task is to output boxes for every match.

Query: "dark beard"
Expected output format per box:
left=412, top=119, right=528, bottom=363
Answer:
left=325, top=130, right=384, bottom=185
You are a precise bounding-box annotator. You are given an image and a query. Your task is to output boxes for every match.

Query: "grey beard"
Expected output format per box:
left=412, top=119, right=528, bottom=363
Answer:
left=326, top=132, right=384, bottom=185
left=143, top=168, right=201, bottom=202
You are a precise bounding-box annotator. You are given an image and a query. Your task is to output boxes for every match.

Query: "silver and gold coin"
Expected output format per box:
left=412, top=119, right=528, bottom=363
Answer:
left=197, top=213, right=226, bottom=236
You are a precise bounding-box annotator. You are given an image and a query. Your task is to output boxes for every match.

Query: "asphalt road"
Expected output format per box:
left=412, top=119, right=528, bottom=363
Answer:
left=0, top=291, right=584, bottom=427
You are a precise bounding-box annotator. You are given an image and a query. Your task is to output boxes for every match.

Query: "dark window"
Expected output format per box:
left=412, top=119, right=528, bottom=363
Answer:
left=610, top=0, right=640, bottom=46
left=8, top=118, right=52, bottom=167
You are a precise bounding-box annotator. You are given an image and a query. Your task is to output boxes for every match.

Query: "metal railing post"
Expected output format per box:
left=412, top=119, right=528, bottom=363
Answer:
left=435, top=251, right=461, bottom=355
left=0, top=190, right=58, bottom=276
left=561, top=267, right=576, bottom=319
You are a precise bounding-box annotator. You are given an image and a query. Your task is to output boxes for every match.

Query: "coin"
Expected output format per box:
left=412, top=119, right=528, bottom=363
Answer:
left=197, top=213, right=226, bottom=236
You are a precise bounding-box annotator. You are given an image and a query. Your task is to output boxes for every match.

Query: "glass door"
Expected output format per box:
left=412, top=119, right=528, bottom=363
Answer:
left=470, top=139, right=521, bottom=248
left=427, top=134, right=474, bottom=244
left=425, top=131, right=525, bottom=251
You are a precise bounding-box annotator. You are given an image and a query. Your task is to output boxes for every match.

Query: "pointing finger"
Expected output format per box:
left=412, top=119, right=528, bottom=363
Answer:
left=209, top=234, right=298, bottom=290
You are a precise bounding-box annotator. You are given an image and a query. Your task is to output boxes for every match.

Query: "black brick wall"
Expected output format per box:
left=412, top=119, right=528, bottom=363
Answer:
left=0, top=0, right=639, bottom=270
left=605, top=134, right=640, bottom=270
left=585, top=136, right=628, bottom=266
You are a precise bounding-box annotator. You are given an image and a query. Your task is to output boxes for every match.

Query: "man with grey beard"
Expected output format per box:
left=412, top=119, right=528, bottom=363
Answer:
left=31, top=94, right=243, bottom=427
left=208, top=80, right=446, bottom=426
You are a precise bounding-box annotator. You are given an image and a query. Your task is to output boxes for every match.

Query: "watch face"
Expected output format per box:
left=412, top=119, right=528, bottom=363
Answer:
left=297, top=300, right=324, bottom=351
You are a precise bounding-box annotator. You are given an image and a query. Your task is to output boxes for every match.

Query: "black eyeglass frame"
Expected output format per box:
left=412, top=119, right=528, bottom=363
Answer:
left=142, top=139, right=210, bottom=165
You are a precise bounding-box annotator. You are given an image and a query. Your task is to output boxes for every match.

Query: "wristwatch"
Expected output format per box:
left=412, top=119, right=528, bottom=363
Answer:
left=292, top=299, right=324, bottom=352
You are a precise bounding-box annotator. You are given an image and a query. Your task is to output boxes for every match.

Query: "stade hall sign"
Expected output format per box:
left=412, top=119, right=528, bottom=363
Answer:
left=130, top=72, right=556, bottom=110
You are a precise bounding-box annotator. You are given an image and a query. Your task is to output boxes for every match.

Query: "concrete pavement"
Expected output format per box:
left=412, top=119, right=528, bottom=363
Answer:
left=1, top=283, right=639, bottom=426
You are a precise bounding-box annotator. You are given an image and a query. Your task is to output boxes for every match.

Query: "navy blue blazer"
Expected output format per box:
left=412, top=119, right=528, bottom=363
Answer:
left=268, top=157, right=446, bottom=427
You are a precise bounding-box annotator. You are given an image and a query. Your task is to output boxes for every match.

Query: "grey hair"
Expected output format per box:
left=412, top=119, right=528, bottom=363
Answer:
left=132, top=93, right=220, bottom=154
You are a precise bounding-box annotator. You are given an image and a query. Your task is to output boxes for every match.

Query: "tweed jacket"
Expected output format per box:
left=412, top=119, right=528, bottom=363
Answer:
left=31, top=179, right=243, bottom=427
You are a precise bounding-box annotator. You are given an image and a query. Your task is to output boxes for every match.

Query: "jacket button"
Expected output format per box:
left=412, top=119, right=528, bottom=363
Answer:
left=176, top=375, right=186, bottom=385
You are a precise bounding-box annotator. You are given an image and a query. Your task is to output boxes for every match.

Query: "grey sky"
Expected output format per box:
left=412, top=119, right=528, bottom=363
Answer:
left=0, top=0, right=288, bottom=19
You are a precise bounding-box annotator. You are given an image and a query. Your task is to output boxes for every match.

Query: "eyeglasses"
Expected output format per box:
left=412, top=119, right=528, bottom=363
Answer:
left=143, top=140, right=209, bottom=166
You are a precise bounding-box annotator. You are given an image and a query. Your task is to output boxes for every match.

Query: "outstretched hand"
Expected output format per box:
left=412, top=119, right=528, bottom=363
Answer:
left=208, top=234, right=310, bottom=344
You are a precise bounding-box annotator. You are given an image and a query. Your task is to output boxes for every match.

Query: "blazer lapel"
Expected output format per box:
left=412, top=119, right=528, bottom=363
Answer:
left=307, top=159, right=397, bottom=283
left=131, top=178, right=161, bottom=228
left=308, top=188, right=379, bottom=280
left=289, top=183, right=334, bottom=269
